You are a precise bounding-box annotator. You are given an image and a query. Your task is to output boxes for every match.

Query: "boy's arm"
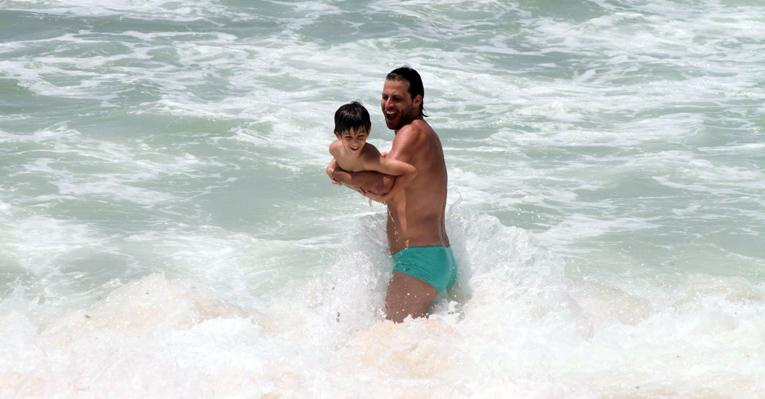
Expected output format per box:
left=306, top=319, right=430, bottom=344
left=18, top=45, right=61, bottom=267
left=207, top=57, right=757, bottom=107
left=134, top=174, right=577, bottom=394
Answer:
left=326, top=158, right=349, bottom=185
left=327, top=141, right=353, bottom=186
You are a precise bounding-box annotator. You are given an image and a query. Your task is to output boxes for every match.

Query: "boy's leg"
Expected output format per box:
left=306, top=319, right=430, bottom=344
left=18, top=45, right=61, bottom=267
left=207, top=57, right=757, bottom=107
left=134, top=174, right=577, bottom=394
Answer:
left=385, top=272, right=437, bottom=323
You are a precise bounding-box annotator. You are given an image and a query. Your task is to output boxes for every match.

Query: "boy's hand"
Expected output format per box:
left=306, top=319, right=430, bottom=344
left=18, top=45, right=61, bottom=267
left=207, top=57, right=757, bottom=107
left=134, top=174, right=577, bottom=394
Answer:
left=326, top=159, right=339, bottom=184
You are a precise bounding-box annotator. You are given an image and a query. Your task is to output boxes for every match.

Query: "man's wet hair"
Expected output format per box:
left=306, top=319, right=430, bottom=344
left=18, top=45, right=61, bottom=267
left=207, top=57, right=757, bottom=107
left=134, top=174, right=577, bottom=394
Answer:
left=334, top=101, right=371, bottom=134
left=386, top=66, right=427, bottom=117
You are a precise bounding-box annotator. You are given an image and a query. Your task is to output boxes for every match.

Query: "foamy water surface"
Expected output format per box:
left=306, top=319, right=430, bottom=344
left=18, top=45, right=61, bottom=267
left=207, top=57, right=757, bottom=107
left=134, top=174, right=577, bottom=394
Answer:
left=1, top=0, right=764, bottom=397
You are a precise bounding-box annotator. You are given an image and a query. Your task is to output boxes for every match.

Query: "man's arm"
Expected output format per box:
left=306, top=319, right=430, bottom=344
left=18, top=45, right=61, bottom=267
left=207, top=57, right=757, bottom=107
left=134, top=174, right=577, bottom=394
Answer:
left=328, top=166, right=394, bottom=196
left=362, top=157, right=416, bottom=202
left=327, top=141, right=392, bottom=194
left=326, top=155, right=393, bottom=195
left=361, top=126, right=418, bottom=202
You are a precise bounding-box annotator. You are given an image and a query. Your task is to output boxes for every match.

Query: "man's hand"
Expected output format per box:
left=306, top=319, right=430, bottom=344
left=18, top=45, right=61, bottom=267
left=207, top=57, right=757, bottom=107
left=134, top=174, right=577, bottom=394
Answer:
left=363, top=190, right=388, bottom=204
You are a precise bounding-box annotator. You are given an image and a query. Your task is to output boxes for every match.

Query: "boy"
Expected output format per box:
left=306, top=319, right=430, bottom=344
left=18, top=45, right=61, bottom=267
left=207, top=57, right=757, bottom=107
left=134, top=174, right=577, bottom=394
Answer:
left=326, top=101, right=416, bottom=240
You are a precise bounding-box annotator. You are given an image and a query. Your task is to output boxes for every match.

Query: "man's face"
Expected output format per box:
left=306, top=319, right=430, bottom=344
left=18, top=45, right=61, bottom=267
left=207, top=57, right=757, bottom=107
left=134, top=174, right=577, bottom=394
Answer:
left=381, top=79, right=421, bottom=131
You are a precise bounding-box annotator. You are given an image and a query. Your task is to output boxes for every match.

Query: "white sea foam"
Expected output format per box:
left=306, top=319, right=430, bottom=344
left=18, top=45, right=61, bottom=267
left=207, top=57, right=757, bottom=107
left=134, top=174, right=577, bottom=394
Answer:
left=3, top=125, right=232, bottom=208
left=2, top=209, right=764, bottom=397
left=1, top=214, right=106, bottom=274
left=539, top=213, right=659, bottom=248
left=2, top=0, right=765, bottom=396
left=0, top=0, right=249, bottom=21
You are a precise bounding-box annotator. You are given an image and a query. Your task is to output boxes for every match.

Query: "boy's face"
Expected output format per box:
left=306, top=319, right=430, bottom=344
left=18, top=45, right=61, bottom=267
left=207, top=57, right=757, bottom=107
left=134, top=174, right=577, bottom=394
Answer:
left=335, top=127, right=369, bottom=155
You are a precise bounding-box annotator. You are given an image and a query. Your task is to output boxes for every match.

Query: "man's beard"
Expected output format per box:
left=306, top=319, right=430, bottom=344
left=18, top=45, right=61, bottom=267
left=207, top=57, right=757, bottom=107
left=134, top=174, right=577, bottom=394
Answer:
left=386, top=108, right=418, bottom=131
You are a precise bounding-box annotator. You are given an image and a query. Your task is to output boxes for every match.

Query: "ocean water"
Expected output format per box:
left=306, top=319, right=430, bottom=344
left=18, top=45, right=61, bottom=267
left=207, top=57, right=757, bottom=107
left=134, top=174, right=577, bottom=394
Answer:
left=1, top=0, right=764, bottom=397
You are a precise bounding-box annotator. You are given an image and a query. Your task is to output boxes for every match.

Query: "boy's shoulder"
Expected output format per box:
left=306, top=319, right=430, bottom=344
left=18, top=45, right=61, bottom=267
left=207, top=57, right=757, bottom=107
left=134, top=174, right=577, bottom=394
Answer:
left=329, top=139, right=342, bottom=154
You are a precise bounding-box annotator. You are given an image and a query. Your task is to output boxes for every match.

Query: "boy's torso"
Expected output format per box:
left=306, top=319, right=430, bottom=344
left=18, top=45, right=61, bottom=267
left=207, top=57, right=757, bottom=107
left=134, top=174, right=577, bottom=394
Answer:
left=333, top=141, right=381, bottom=172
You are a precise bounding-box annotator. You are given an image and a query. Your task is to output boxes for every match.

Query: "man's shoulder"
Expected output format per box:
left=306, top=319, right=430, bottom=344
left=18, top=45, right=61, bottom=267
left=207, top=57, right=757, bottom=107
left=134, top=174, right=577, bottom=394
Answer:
left=358, top=143, right=389, bottom=171
left=362, top=142, right=380, bottom=157
left=396, top=119, right=434, bottom=142
left=408, top=119, right=435, bottom=133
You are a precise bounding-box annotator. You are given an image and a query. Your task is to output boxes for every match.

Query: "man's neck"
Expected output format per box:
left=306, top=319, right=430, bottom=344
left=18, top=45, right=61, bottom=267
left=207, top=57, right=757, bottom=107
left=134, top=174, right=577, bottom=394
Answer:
left=394, top=115, right=423, bottom=134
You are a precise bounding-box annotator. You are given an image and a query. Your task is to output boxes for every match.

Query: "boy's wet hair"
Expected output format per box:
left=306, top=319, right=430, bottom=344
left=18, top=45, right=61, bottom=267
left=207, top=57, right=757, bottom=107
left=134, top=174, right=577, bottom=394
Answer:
left=386, top=66, right=427, bottom=117
left=334, top=101, right=371, bottom=134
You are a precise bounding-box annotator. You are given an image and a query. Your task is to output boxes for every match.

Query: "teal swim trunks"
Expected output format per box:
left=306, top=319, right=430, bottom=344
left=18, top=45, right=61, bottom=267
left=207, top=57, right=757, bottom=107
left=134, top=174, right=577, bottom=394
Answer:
left=392, top=245, right=458, bottom=293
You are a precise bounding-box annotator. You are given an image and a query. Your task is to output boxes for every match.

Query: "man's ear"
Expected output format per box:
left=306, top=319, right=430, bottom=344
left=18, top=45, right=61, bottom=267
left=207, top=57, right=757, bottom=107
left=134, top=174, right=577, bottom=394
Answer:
left=413, top=95, right=423, bottom=109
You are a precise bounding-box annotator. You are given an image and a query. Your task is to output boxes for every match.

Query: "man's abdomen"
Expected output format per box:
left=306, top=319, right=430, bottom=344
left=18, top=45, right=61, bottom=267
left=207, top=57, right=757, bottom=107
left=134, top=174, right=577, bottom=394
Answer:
left=386, top=203, right=448, bottom=253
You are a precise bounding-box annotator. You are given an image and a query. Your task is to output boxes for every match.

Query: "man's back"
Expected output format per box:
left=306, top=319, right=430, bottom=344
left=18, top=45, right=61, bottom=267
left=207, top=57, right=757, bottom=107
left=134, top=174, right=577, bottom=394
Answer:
left=386, top=119, right=449, bottom=253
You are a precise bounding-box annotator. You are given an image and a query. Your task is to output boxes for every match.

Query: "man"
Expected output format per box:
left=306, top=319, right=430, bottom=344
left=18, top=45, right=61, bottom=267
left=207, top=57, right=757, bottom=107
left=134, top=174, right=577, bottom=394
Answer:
left=327, top=66, right=456, bottom=323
